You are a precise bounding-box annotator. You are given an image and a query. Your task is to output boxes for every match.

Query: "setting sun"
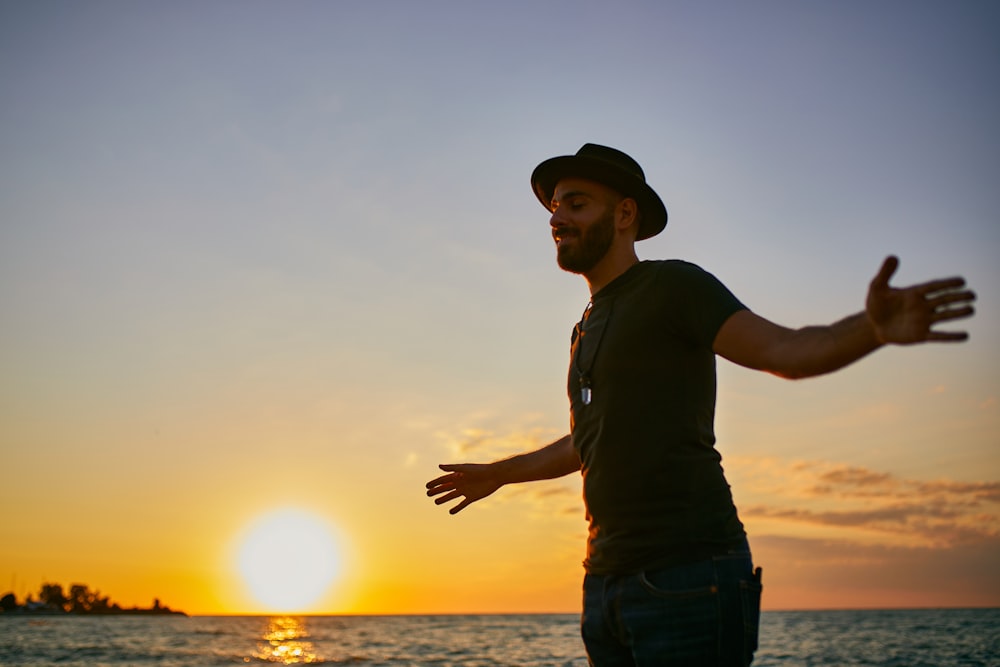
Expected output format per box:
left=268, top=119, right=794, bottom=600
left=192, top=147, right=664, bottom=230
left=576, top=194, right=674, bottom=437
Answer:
left=236, top=508, right=342, bottom=612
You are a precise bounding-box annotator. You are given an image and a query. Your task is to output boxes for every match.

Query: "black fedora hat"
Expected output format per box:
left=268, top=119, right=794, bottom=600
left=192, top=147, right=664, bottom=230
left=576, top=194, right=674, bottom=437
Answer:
left=530, top=144, right=668, bottom=240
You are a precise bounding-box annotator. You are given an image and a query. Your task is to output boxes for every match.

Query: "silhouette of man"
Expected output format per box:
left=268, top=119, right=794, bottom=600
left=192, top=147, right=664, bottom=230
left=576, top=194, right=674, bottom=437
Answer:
left=426, top=144, right=976, bottom=666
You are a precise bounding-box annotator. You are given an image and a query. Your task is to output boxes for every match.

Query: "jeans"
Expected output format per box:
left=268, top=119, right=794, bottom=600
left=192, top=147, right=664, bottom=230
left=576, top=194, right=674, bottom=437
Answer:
left=581, top=546, right=762, bottom=666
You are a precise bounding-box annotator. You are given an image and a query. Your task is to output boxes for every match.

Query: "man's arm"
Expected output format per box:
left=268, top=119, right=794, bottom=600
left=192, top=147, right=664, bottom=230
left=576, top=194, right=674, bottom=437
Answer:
left=713, top=256, right=976, bottom=379
left=426, top=434, right=580, bottom=514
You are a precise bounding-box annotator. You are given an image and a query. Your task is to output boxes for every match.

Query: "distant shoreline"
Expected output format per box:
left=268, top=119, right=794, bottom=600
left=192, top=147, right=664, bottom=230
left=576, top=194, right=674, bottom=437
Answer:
left=88, top=607, right=1000, bottom=618
left=1, top=583, right=186, bottom=617
left=2, top=607, right=996, bottom=619
left=1, top=605, right=187, bottom=617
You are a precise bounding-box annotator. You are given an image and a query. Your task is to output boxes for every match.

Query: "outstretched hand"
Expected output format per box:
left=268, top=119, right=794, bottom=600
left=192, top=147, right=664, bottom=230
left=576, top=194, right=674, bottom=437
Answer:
left=426, top=463, right=502, bottom=515
left=867, top=256, right=976, bottom=345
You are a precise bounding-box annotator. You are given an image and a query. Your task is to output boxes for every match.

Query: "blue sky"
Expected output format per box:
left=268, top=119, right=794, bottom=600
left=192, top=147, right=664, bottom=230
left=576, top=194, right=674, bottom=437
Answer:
left=1, top=0, right=997, bottom=612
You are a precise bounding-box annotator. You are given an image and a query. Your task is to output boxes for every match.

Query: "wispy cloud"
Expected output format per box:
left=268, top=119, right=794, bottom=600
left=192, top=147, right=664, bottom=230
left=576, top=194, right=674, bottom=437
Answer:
left=752, top=533, right=1000, bottom=609
left=508, top=483, right=583, bottom=518
left=728, top=457, right=1000, bottom=548
left=430, top=421, right=583, bottom=518
left=436, top=421, right=564, bottom=461
left=730, top=455, right=1000, bottom=608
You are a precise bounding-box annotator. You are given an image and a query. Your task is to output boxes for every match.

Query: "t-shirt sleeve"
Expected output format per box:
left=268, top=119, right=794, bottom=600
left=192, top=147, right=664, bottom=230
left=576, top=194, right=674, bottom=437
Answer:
left=659, top=261, right=747, bottom=347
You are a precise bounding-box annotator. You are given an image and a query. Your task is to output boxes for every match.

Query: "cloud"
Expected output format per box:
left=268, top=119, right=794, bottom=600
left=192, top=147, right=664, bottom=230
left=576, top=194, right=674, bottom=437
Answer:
left=728, top=457, right=1000, bottom=548
left=723, top=458, right=1000, bottom=609
left=813, top=464, right=893, bottom=490
left=435, top=421, right=564, bottom=461
left=429, top=421, right=582, bottom=518
left=512, top=484, right=583, bottom=516
left=744, top=504, right=994, bottom=547
left=752, top=533, right=1000, bottom=609
left=916, top=479, right=1000, bottom=502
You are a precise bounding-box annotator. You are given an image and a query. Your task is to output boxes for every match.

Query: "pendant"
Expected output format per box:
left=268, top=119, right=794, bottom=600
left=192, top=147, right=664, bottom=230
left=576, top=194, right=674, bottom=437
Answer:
left=581, top=386, right=592, bottom=405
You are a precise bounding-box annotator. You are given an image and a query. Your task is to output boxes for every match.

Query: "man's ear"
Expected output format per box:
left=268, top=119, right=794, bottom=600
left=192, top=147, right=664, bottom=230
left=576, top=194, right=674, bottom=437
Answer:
left=617, top=197, right=640, bottom=234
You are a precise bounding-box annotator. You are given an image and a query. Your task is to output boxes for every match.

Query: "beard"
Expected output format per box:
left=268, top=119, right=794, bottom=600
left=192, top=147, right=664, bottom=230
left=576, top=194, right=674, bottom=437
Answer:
left=556, top=210, right=615, bottom=274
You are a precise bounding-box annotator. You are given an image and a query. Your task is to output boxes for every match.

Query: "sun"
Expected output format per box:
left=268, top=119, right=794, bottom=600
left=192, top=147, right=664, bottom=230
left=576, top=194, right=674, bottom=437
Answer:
left=237, top=508, right=342, bottom=612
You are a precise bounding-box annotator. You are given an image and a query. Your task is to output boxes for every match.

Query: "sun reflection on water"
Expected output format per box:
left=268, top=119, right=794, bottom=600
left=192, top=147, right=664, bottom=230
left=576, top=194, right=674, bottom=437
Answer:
left=252, top=616, right=322, bottom=664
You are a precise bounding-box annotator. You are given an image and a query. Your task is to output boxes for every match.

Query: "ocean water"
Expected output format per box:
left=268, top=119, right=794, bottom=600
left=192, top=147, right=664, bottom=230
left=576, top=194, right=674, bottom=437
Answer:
left=0, top=609, right=997, bottom=666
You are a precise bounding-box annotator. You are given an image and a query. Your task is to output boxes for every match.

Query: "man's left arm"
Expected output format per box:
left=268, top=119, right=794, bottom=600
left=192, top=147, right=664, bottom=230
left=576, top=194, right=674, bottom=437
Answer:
left=713, top=256, right=976, bottom=380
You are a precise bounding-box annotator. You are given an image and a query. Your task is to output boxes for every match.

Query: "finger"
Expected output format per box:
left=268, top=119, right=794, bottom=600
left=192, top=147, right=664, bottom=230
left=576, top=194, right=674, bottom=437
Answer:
left=426, top=472, right=460, bottom=489
left=917, top=277, right=968, bottom=297
left=926, top=330, right=970, bottom=342
left=439, top=463, right=474, bottom=473
left=870, top=255, right=899, bottom=290
left=434, top=490, right=463, bottom=505
left=932, top=305, right=975, bottom=323
left=450, top=498, right=472, bottom=514
left=927, top=289, right=975, bottom=307
left=426, top=482, right=455, bottom=497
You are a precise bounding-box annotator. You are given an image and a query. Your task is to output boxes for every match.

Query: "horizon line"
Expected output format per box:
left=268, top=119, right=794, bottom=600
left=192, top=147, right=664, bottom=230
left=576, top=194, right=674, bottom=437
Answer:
left=184, top=605, right=1000, bottom=617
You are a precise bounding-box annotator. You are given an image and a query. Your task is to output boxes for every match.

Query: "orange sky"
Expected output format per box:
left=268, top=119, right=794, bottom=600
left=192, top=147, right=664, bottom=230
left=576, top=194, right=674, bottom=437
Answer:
left=1, top=2, right=997, bottom=616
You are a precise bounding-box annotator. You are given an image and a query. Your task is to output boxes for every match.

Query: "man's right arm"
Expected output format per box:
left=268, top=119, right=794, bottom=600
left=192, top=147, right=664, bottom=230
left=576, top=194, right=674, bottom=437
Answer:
left=425, top=434, right=579, bottom=514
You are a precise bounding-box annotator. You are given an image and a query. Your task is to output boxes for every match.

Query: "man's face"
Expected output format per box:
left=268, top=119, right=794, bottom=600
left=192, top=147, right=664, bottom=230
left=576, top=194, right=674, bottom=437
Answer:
left=549, top=178, right=619, bottom=274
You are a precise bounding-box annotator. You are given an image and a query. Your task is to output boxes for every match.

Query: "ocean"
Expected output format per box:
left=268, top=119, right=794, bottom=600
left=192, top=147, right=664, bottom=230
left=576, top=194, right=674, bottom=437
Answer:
left=1, top=609, right=997, bottom=666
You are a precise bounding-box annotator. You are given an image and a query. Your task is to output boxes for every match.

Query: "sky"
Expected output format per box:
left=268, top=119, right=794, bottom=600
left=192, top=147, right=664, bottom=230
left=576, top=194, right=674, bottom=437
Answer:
left=1, top=0, right=998, bottom=615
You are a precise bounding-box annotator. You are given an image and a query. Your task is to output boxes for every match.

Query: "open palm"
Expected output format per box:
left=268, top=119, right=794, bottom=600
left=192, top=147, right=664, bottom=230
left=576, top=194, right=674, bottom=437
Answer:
left=866, top=256, right=975, bottom=345
left=426, top=464, right=503, bottom=514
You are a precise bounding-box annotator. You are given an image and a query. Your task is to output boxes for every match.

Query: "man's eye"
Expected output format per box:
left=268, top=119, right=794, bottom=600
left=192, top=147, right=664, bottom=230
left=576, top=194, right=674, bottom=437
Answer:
left=552, top=198, right=587, bottom=211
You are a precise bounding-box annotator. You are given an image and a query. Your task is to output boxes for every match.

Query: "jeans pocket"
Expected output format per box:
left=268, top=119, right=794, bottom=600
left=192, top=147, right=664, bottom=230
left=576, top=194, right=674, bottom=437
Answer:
left=739, top=567, right=763, bottom=662
left=638, top=561, right=718, bottom=599
left=633, top=567, right=721, bottom=663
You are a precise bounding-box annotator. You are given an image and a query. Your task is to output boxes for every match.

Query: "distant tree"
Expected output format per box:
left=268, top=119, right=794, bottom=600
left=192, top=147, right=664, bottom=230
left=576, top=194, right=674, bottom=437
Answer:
left=20, top=581, right=183, bottom=615
left=69, top=584, right=96, bottom=613
left=0, top=592, right=17, bottom=612
left=93, top=593, right=111, bottom=613
left=38, top=583, right=68, bottom=611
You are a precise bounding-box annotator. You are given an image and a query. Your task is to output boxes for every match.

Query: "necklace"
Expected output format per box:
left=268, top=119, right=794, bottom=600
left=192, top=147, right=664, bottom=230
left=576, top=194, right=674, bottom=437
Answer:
left=572, top=299, right=612, bottom=406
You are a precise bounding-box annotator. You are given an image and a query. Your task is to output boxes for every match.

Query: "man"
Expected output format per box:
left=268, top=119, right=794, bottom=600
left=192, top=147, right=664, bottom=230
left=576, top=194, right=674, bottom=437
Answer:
left=425, top=144, right=976, bottom=666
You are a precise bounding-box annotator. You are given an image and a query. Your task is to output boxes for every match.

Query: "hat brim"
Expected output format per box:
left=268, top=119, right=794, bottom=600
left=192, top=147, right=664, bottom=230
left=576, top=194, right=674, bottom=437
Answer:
left=530, top=155, right=668, bottom=241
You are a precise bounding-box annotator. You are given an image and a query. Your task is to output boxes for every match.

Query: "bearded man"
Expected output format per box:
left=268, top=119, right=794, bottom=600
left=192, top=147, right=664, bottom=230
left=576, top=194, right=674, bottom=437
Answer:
left=426, top=144, right=976, bottom=666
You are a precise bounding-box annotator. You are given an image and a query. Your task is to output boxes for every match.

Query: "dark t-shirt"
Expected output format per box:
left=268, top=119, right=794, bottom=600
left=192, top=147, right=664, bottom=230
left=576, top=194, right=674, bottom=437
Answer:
left=568, top=260, right=748, bottom=575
